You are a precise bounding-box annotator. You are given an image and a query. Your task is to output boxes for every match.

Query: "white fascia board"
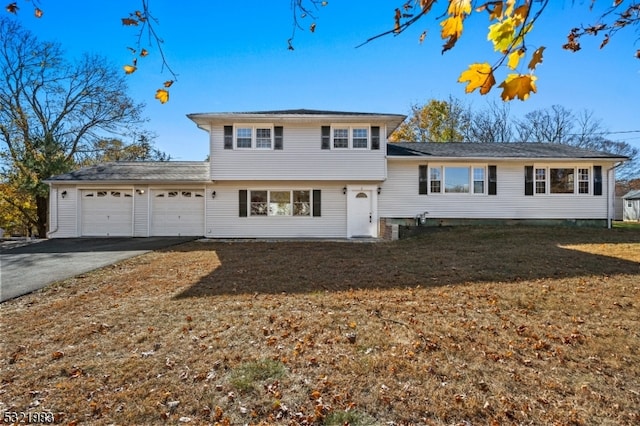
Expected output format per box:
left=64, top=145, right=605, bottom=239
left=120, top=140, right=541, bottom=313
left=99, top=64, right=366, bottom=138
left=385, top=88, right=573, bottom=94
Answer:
left=386, top=156, right=628, bottom=162
left=188, top=113, right=406, bottom=130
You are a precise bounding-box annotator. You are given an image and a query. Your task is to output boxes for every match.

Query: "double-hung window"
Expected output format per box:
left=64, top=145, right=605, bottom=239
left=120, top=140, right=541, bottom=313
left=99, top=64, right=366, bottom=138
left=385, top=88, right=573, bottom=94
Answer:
left=535, top=168, right=546, bottom=194
left=430, top=167, right=442, bottom=193
left=236, top=127, right=253, bottom=148
left=255, top=128, right=272, bottom=149
left=235, top=125, right=273, bottom=149
left=333, top=128, right=349, bottom=148
left=473, top=167, right=485, bottom=194
left=578, top=168, right=590, bottom=194
left=331, top=125, right=369, bottom=149
left=352, top=128, right=369, bottom=148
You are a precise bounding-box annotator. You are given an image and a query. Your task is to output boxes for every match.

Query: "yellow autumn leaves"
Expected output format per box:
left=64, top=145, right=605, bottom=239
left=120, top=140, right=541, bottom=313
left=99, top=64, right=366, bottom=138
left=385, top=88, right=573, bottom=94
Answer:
left=121, top=9, right=174, bottom=104
left=450, top=0, right=545, bottom=101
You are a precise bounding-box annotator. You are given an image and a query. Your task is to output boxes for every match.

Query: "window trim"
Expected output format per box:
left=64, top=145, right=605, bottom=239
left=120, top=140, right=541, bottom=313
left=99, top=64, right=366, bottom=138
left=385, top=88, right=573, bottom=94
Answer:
left=422, top=164, right=488, bottom=195
left=233, top=124, right=275, bottom=150
left=245, top=189, right=315, bottom=217
left=330, top=124, right=371, bottom=150
left=529, top=164, right=593, bottom=195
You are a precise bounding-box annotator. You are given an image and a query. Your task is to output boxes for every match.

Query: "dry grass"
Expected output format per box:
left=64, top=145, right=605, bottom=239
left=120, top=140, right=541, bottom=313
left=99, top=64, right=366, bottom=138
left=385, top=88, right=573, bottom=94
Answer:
left=1, top=226, right=639, bottom=425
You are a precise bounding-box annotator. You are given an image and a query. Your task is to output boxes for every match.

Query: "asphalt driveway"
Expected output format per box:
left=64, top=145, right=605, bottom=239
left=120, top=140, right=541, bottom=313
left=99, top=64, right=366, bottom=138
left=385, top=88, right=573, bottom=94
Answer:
left=0, top=237, right=195, bottom=302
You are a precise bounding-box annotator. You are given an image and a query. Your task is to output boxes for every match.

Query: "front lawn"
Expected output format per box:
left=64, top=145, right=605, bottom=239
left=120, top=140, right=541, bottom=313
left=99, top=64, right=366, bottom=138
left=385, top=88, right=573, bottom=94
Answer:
left=1, top=226, right=639, bottom=425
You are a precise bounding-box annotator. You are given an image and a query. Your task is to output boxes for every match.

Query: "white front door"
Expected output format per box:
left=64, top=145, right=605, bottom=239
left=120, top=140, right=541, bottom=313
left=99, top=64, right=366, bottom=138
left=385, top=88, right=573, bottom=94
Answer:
left=348, top=189, right=375, bottom=237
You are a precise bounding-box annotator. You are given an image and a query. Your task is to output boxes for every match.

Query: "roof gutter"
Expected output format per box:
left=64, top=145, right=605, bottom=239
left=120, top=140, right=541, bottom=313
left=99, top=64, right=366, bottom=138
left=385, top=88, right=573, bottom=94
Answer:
left=46, top=183, right=59, bottom=238
left=44, top=180, right=211, bottom=186
left=386, top=156, right=630, bottom=162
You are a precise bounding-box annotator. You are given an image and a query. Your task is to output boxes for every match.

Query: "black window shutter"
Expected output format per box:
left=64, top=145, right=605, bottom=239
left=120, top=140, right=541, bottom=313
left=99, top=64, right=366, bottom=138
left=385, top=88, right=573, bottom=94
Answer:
left=593, top=165, right=603, bottom=196
left=239, top=190, right=247, bottom=217
left=321, top=126, right=330, bottom=150
left=274, top=126, right=283, bottom=150
left=418, top=165, right=428, bottom=195
left=224, top=125, right=233, bottom=150
left=312, top=190, right=321, bottom=217
left=525, top=166, right=534, bottom=196
left=371, top=126, right=380, bottom=150
left=488, top=165, right=497, bottom=195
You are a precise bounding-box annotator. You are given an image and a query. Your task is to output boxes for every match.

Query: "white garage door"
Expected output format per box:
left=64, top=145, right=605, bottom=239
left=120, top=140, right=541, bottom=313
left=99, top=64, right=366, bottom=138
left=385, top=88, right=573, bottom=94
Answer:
left=151, top=189, right=205, bottom=236
left=81, top=190, right=133, bottom=236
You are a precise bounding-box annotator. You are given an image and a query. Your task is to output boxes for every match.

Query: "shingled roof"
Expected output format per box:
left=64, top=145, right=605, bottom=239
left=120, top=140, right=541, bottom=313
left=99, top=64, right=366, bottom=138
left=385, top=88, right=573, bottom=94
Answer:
left=387, top=142, right=629, bottom=160
left=623, top=189, right=640, bottom=200
left=190, top=108, right=406, bottom=117
left=45, top=161, right=209, bottom=183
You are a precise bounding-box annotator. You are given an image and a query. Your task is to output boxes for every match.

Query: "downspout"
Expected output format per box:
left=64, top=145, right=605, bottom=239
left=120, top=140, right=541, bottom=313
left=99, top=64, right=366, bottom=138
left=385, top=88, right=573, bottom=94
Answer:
left=607, top=161, right=626, bottom=229
left=47, top=184, right=59, bottom=237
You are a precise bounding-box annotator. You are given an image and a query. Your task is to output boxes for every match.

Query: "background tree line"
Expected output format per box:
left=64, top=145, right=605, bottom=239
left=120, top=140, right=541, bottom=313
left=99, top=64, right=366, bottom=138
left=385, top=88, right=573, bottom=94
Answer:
left=390, top=97, right=639, bottom=181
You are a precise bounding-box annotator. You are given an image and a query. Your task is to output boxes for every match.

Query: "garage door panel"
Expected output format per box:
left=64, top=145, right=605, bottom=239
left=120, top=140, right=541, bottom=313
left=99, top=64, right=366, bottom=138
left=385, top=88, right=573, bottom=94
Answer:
left=151, top=189, right=204, bottom=236
left=81, top=190, right=133, bottom=236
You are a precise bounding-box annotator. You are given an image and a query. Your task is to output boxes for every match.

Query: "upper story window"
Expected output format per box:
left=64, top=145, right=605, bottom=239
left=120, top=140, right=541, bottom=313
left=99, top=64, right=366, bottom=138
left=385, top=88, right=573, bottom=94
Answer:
left=235, top=125, right=273, bottom=149
left=331, top=125, right=369, bottom=149
left=224, top=125, right=283, bottom=150
left=322, top=125, right=380, bottom=150
left=333, top=128, right=349, bottom=148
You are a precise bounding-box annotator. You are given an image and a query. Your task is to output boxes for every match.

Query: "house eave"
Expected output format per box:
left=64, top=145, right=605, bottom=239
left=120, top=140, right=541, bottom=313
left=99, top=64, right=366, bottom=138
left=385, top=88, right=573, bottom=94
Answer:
left=187, top=110, right=407, bottom=137
left=46, top=179, right=211, bottom=186
left=386, top=156, right=629, bottom=162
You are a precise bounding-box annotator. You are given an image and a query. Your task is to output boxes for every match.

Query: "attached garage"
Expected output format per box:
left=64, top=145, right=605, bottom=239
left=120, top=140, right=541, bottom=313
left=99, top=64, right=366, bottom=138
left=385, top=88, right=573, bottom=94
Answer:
left=81, top=189, right=133, bottom=236
left=46, top=162, right=210, bottom=238
left=150, top=189, right=205, bottom=236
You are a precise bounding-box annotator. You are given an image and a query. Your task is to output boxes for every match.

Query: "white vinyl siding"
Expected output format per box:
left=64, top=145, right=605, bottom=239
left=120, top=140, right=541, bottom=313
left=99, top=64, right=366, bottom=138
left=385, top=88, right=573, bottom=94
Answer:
left=380, top=160, right=611, bottom=220
left=205, top=182, right=348, bottom=238
left=209, top=123, right=387, bottom=181
left=48, top=186, right=77, bottom=238
left=133, top=188, right=149, bottom=237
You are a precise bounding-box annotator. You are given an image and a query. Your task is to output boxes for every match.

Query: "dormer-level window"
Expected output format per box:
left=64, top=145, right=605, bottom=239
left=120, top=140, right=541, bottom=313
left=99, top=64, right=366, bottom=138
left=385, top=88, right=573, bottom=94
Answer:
left=224, top=125, right=283, bottom=150
left=234, top=125, right=273, bottom=149
left=332, top=125, right=369, bottom=149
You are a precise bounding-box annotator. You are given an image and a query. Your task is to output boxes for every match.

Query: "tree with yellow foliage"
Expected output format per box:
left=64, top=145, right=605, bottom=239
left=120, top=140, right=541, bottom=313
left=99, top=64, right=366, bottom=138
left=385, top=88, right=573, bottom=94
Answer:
left=0, top=181, right=36, bottom=236
left=0, top=18, right=146, bottom=237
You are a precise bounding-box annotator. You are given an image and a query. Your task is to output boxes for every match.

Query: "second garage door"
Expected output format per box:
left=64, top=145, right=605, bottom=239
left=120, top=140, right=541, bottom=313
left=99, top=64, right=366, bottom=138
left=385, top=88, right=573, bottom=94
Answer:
left=150, top=189, right=205, bottom=236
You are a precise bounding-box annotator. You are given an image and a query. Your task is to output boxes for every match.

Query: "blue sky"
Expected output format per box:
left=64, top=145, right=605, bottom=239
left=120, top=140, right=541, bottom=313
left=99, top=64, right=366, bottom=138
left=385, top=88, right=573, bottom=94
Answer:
left=10, top=1, right=640, bottom=160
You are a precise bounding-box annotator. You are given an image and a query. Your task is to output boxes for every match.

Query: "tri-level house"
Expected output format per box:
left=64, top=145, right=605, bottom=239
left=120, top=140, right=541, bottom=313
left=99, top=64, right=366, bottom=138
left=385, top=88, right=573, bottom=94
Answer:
left=45, top=109, right=628, bottom=238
